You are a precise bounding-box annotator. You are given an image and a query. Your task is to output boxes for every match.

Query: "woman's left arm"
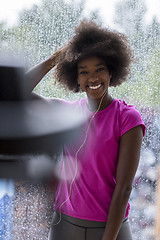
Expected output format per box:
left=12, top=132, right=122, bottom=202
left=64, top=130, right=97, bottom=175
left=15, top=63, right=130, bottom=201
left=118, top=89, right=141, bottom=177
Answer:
left=102, top=125, right=143, bottom=240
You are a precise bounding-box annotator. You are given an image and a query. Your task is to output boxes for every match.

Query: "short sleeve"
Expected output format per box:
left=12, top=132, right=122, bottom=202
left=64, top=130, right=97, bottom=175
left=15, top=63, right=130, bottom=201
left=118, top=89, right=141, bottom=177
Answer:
left=120, top=105, right=146, bottom=137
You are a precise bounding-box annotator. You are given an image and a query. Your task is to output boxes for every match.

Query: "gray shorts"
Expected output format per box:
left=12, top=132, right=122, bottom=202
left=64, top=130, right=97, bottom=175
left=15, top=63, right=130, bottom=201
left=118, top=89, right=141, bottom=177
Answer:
left=48, top=212, right=133, bottom=240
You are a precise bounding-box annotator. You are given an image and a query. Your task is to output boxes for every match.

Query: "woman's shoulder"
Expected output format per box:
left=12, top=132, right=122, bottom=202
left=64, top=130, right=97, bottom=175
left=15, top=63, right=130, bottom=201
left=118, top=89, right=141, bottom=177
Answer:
left=30, top=92, right=86, bottom=107
left=113, top=99, right=145, bottom=136
left=113, top=99, right=136, bottom=110
left=29, top=93, right=87, bottom=124
left=47, top=97, right=87, bottom=110
left=112, top=99, right=141, bottom=116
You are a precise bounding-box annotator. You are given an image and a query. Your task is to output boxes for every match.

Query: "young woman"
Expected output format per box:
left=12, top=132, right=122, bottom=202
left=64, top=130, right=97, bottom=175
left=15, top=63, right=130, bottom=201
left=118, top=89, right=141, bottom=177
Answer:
left=26, top=20, right=146, bottom=240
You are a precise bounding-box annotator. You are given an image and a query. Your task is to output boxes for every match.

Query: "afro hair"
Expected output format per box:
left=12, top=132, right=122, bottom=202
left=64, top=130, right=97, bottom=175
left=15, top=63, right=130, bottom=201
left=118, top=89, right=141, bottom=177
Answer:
left=54, top=20, right=134, bottom=92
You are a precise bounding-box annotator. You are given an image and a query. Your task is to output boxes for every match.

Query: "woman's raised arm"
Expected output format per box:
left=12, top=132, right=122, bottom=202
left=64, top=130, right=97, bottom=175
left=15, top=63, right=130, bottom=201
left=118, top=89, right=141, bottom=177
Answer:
left=25, top=49, right=62, bottom=92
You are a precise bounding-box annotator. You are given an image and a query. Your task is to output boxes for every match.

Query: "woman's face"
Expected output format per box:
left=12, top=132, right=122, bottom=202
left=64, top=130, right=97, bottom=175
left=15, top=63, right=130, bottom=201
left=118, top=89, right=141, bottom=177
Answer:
left=77, top=56, right=111, bottom=101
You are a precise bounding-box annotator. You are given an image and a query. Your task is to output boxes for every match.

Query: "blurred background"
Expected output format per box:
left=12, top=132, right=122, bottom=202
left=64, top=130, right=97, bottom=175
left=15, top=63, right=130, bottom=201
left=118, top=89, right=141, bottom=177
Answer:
left=0, top=0, right=160, bottom=239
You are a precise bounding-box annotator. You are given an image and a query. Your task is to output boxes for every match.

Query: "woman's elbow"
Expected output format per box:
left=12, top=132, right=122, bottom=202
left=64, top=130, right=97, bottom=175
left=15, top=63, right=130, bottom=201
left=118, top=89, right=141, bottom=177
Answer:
left=115, top=184, right=133, bottom=202
left=123, top=185, right=132, bottom=200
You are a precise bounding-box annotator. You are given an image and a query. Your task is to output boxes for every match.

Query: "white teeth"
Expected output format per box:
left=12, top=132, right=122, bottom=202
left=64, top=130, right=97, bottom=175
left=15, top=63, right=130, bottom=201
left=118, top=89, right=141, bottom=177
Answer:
left=89, top=84, right=101, bottom=90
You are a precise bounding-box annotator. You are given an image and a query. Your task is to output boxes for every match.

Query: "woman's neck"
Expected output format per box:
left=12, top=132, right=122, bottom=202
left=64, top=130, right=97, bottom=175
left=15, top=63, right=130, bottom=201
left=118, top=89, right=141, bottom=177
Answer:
left=87, top=94, right=113, bottom=112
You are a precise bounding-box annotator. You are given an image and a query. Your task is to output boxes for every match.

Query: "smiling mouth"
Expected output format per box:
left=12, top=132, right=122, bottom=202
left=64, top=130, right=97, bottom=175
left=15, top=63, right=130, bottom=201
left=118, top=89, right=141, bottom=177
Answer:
left=88, top=84, right=102, bottom=90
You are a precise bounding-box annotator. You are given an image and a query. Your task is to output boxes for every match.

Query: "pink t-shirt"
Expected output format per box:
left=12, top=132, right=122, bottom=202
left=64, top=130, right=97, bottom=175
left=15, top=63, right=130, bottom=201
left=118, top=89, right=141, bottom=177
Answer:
left=54, top=98, right=146, bottom=222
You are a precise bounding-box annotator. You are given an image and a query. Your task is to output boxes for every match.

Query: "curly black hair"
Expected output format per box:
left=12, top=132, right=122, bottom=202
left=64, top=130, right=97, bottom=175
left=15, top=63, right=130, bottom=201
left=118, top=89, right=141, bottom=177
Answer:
left=54, top=20, right=133, bottom=92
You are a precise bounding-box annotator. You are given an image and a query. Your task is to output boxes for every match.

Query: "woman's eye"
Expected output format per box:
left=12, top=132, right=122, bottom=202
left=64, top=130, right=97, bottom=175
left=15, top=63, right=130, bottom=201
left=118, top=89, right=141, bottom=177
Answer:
left=97, top=67, right=105, bottom=72
left=79, top=71, right=88, bottom=75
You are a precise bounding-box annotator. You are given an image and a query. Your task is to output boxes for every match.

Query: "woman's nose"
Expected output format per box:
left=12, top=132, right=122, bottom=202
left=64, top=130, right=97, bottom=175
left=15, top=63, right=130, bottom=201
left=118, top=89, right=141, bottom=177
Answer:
left=88, top=73, right=98, bottom=82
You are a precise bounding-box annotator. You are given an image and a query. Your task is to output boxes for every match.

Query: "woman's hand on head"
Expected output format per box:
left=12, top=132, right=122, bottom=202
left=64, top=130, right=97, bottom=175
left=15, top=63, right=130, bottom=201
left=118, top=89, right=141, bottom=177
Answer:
left=50, top=45, right=66, bottom=64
